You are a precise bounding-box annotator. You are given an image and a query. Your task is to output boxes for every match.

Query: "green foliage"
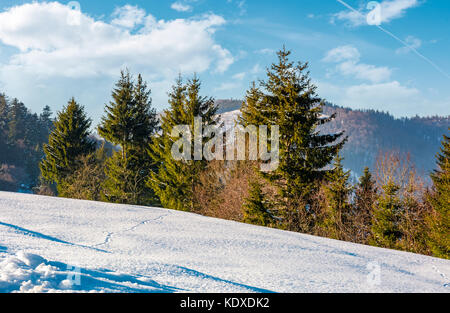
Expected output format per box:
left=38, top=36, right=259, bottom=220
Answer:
left=239, top=47, right=346, bottom=231
left=427, top=130, right=450, bottom=259
left=59, top=145, right=108, bottom=201
left=98, top=70, right=135, bottom=155
left=148, top=75, right=219, bottom=211
left=40, top=98, right=94, bottom=193
left=353, top=167, right=377, bottom=243
left=243, top=180, right=275, bottom=227
left=321, top=153, right=353, bottom=239
left=370, top=181, right=403, bottom=249
left=0, top=93, right=54, bottom=189
left=99, top=71, right=159, bottom=205
left=100, top=148, right=154, bottom=205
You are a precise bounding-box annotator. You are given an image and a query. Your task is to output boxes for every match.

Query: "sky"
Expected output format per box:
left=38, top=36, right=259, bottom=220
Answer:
left=0, top=0, right=448, bottom=125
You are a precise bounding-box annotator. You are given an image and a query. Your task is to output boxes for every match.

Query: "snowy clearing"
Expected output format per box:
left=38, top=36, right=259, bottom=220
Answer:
left=0, top=191, right=449, bottom=293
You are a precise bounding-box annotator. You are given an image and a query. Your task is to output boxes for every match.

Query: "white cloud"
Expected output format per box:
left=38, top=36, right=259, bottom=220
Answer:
left=250, top=63, right=262, bottom=74
left=111, top=5, right=146, bottom=29
left=334, top=0, right=420, bottom=27
left=323, top=45, right=360, bottom=63
left=318, top=45, right=437, bottom=116
left=170, top=2, right=192, bottom=13
left=395, top=36, right=422, bottom=54
left=256, top=48, right=274, bottom=55
left=317, top=80, right=428, bottom=117
left=324, top=46, right=391, bottom=83
left=0, top=2, right=233, bottom=115
left=345, top=81, right=419, bottom=105
left=214, top=82, right=241, bottom=92
left=232, top=72, right=245, bottom=80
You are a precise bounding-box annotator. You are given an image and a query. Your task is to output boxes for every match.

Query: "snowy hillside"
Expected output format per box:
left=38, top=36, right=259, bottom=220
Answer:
left=0, top=191, right=449, bottom=293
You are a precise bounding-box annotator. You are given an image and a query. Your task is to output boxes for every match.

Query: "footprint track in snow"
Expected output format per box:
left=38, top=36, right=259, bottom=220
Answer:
left=93, top=211, right=172, bottom=249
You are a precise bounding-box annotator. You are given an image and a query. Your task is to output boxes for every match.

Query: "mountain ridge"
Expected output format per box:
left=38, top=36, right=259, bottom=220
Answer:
left=215, top=99, right=450, bottom=178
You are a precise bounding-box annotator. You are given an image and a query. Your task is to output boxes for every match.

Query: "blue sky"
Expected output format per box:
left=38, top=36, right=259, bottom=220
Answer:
left=0, top=0, right=448, bottom=124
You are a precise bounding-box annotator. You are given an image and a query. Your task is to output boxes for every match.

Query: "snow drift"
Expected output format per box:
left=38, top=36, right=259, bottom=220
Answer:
left=0, top=191, right=448, bottom=293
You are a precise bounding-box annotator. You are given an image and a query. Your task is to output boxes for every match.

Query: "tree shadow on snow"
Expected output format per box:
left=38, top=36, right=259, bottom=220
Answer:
left=48, top=260, right=181, bottom=293
left=0, top=221, right=108, bottom=253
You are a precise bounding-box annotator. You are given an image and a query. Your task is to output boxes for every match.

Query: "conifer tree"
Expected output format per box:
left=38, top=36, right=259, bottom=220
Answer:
left=7, top=98, right=28, bottom=143
left=427, top=130, right=450, bottom=258
left=354, top=167, right=378, bottom=243
left=239, top=47, right=346, bottom=231
left=148, top=75, right=219, bottom=211
left=0, top=93, right=8, bottom=129
left=40, top=98, right=95, bottom=192
left=148, top=77, right=190, bottom=211
left=0, top=94, right=9, bottom=154
left=39, top=105, right=54, bottom=139
left=370, top=181, right=403, bottom=249
left=59, top=144, right=108, bottom=201
left=99, top=71, right=159, bottom=205
left=98, top=70, right=135, bottom=160
left=243, top=180, right=275, bottom=227
left=321, top=153, right=353, bottom=239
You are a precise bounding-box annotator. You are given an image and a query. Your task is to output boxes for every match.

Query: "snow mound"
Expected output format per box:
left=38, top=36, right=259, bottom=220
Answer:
left=0, top=250, right=178, bottom=293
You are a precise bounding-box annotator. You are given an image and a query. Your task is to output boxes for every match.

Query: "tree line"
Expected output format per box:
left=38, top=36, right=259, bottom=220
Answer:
left=36, top=48, right=449, bottom=259
left=0, top=94, right=53, bottom=190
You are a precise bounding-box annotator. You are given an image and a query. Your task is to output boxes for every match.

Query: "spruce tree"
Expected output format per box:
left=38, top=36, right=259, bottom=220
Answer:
left=239, top=47, right=346, bottom=231
left=39, top=105, right=54, bottom=140
left=148, top=75, right=219, bottom=211
left=148, top=77, right=189, bottom=211
left=0, top=93, right=8, bottom=130
left=427, top=129, right=450, bottom=258
left=0, top=94, right=9, bottom=157
left=7, top=98, right=28, bottom=143
left=40, top=98, right=95, bottom=192
left=99, top=71, right=159, bottom=205
left=354, top=167, right=377, bottom=243
left=321, top=153, right=353, bottom=240
left=98, top=70, right=135, bottom=160
left=59, top=145, right=108, bottom=201
left=370, top=181, right=403, bottom=249
left=243, top=180, right=275, bottom=227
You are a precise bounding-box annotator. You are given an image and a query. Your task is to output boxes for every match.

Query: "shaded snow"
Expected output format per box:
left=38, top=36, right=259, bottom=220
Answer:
left=0, top=191, right=449, bottom=293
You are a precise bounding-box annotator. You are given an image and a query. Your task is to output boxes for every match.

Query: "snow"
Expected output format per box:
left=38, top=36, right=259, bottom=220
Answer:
left=0, top=191, right=449, bottom=293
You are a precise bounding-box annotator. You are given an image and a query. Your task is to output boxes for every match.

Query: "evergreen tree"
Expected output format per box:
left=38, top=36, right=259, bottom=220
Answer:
left=39, top=105, right=54, bottom=139
left=239, top=82, right=267, bottom=126
left=98, top=70, right=135, bottom=160
left=7, top=98, right=28, bottom=143
left=353, top=167, right=377, bottom=243
left=40, top=98, right=95, bottom=192
left=59, top=145, right=108, bottom=201
left=243, top=180, right=275, bottom=226
left=148, top=75, right=219, bottom=211
left=321, top=153, right=353, bottom=240
left=427, top=129, right=450, bottom=258
left=131, top=74, right=158, bottom=146
left=0, top=94, right=9, bottom=159
left=0, top=93, right=8, bottom=130
left=239, top=47, right=346, bottom=231
left=398, top=172, right=430, bottom=255
left=99, top=71, right=159, bottom=205
left=370, top=181, right=403, bottom=249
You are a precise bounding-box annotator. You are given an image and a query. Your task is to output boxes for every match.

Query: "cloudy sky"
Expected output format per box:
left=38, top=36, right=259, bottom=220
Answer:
left=0, top=0, right=448, bottom=124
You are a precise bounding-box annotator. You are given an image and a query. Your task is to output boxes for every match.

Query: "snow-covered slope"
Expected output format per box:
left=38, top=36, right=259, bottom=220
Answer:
left=0, top=191, right=448, bottom=293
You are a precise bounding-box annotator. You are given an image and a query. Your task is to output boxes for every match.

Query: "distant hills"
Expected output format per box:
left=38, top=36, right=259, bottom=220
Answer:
left=215, top=99, right=450, bottom=179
